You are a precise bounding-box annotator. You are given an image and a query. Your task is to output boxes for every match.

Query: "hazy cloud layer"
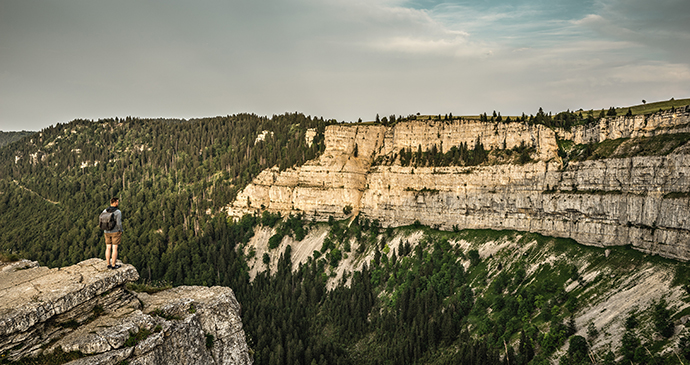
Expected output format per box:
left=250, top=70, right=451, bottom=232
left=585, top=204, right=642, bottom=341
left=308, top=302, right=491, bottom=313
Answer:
left=0, top=0, right=688, bottom=131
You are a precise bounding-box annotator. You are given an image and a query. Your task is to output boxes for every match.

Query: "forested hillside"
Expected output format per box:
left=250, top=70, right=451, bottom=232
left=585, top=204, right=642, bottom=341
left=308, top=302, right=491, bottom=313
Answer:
left=0, top=114, right=329, bottom=276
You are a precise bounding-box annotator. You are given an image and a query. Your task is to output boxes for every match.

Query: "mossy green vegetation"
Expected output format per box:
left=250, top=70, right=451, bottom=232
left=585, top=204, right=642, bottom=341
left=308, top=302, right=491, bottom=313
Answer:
left=123, top=328, right=153, bottom=347
left=614, top=133, right=690, bottom=157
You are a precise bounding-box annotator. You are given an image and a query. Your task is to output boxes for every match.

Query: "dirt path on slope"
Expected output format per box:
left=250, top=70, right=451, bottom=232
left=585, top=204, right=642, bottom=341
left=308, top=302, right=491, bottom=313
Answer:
left=12, top=180, right=59, bottom=205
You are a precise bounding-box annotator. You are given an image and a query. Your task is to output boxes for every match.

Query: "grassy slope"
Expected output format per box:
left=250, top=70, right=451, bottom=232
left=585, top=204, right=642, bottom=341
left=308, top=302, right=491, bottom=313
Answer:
left=615, top=98, right=690, bottom=116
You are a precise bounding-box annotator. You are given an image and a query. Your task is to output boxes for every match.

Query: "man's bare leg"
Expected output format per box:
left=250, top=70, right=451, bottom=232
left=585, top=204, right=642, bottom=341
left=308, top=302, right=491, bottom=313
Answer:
left=111, top=245, right=118, bottom=266
left=105, top=244, right=112, bottom=266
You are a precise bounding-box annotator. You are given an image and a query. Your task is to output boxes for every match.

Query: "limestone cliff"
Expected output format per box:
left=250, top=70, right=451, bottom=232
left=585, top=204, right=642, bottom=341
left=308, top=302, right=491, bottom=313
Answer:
left=228, top=109, right=690, bottom=261
left=556, top=106, right=690, bottom=144
left=0, top=258, right=252, bottom=365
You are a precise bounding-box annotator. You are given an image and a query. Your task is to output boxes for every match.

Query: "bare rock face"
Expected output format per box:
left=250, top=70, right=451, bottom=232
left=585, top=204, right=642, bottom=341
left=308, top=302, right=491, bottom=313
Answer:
left=229, top=120, right=559, bottom=218
left=228, top=112, right=690, bottom=261
left=556, top=107, right=690, bottom=144
left=0, top=258, right=252, bottom=365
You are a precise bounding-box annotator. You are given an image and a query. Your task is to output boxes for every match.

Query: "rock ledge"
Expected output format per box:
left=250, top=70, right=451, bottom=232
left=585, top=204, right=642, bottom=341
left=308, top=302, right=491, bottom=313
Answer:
left=0, top=258, right=252, bottom=365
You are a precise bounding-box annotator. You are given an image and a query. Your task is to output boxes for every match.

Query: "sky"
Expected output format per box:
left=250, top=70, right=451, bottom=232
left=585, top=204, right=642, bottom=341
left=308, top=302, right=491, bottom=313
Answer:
left=1, top=0, right=689, bottom=131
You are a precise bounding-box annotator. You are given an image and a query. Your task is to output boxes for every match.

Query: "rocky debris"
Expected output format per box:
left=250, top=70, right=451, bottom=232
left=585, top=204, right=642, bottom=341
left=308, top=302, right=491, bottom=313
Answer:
left=0, top=258, right=252, bottom=365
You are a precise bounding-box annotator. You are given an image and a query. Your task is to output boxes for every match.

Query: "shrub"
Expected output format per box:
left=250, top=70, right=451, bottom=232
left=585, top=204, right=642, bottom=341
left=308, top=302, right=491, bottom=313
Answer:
left=0, top=252, right=20, bottom=262
left=620, top=331, right=640, bottom=363
left=205, top=333, right=214, bottom=349
left=124, top=328, right=152, bottom=347
left=93, top=304, right=105, bottom=317
left=586, top=321, right=598, bottom=341
left=624, top=310, right=638, bottom=330
left=468, top=249, right=480, bottom=267
left=679, top=330, right=690, bottom=360
left=567, top=335, right=588, bottom=362
left=329, top=248, right=342, bottom=267
left=268, top=233, right=283, bottom=250
left=653, top=299, right=674, bottom=338
left=260, top=211, right=282, bottom=228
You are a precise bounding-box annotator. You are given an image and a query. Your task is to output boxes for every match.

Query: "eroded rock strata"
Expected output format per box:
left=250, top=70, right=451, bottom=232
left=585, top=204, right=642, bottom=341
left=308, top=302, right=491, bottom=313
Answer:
left=229, top=109, right=690, bottom=261
left=0, top=258, right=252, bottom=365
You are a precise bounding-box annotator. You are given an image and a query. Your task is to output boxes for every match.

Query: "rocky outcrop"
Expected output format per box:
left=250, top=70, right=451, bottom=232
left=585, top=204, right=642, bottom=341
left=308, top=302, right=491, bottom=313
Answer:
left=228, top=112, right=690, bottom=261
left=0, top=258, right=252, bottom=365
left=556, top=106, right=690, bottom=144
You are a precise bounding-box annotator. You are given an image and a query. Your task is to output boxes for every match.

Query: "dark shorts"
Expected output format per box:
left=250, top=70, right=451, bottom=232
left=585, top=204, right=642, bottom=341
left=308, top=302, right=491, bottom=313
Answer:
left=105, top=232, right=122, bottom=246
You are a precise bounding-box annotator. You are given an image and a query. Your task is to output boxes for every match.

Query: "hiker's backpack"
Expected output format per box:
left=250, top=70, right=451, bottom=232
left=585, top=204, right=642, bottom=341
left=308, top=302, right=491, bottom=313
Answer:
left=99, top=208, right=117, bottom=231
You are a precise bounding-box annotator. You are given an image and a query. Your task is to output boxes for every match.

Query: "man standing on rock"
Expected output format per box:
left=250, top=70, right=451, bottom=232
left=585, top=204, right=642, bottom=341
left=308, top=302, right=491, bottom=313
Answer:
left=101, top=197, right=123, bottom=269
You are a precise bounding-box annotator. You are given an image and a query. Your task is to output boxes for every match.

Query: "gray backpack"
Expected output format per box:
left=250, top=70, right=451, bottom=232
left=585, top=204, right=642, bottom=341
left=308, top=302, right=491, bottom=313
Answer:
left=99, top=207, right=117, bottom=231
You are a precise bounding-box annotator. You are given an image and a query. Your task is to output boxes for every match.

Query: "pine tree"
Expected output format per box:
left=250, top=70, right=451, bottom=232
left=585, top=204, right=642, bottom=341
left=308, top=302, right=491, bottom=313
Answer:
left=518, top=329, right=534, bottom=364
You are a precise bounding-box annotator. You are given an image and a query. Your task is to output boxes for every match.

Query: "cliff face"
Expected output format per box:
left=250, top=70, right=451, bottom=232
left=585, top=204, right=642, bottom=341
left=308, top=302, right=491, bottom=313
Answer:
left=228, top=110, right=690, bottom=261
left=556, top=107, right=690, bottom=144
left=0, top=259, right=252, bottom=365
left=230, top=120, right=558, bottom=216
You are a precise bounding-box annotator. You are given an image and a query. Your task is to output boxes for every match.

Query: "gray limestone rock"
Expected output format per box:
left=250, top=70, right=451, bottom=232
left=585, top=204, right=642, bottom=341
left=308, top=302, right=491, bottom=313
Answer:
left=0, top=259, right=253, bottom=365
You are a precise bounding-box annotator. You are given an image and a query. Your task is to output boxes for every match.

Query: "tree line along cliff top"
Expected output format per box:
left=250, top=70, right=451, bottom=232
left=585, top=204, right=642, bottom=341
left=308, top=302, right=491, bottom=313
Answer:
left=355, top=97, right=690, bottom=131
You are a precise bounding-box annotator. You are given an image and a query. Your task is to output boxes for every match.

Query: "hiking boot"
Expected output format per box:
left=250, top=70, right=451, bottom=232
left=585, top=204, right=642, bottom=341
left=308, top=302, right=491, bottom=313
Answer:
left=112, top=264, right=121, bottom=270
left=107, top=265, right=113, bottom=269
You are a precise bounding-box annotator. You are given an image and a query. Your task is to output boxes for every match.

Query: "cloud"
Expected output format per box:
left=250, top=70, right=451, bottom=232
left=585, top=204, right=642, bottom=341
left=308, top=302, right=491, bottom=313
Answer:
left=0, top=0, right=688, bottom=131
left=371, top=35, right=466, bottom=54
left=575, top=0, right=690, bottom=62
left=573, top=14, right=638, bottom=39
left=608, top=62, right=690, bottom=83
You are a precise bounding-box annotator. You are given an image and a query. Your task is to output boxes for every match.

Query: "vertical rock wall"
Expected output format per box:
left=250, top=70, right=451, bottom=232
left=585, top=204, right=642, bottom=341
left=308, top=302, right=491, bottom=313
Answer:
left=228, top=113, right=690, bottom=261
